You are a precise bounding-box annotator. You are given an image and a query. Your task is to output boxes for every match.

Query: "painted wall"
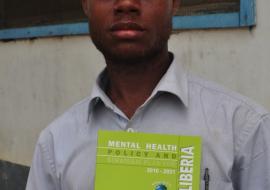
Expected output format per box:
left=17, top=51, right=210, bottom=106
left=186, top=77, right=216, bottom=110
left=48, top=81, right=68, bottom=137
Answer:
left=0, top=0, right=269, bottom=166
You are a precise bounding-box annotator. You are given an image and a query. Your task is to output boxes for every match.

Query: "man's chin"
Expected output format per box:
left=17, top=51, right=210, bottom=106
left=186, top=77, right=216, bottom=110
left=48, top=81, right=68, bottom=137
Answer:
left=93, top=38, right=167, bottom=65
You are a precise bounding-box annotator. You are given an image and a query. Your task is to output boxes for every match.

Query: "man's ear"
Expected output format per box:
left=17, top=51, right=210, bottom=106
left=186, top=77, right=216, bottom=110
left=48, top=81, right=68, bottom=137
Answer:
left=81, top=0, right=89, bottom=17
left=172, top=0, right=180, bottom=15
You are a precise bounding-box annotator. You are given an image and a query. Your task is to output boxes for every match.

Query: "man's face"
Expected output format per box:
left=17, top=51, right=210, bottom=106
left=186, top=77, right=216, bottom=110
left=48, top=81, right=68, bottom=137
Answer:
left=82, top=0, right=179, bottom=63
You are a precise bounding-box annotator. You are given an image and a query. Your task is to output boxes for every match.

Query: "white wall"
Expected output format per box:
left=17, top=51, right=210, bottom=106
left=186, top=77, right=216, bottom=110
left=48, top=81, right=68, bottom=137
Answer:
left=0, top=0, right=269, bottom=166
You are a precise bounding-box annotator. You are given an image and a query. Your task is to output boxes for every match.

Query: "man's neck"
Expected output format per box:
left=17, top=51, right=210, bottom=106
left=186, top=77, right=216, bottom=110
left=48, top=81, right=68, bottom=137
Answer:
left=105, top=50, right=172, bottom=119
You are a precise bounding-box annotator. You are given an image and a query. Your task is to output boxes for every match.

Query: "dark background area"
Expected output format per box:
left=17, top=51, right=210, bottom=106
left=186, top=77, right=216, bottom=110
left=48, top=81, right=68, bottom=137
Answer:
left=178, top=0, right=239, bottom=16
left=0, top=0, right=240, bottom=30
left=0, top=0, right=85, bottom=29
left=0, top=160, right=30, bottom=190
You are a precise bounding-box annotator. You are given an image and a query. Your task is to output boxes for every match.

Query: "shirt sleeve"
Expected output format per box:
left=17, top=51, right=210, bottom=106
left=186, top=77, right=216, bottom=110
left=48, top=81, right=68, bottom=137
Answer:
left=26, top=131, right=60, bottom=190
left=232, top=114, right=270, bottom=190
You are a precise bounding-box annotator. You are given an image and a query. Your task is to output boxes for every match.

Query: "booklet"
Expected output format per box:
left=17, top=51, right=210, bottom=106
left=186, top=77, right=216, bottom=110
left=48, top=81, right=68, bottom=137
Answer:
left=95, top=130, right=202, bottom=190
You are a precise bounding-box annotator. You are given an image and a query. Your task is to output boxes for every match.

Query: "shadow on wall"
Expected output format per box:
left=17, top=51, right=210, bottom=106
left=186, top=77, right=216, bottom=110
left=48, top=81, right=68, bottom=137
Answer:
left=0, top=160, right=30, bottom=190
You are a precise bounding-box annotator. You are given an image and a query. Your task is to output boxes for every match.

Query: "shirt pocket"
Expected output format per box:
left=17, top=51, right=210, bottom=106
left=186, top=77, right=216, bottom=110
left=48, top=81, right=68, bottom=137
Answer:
left=200, top=179, right=234, bottom=190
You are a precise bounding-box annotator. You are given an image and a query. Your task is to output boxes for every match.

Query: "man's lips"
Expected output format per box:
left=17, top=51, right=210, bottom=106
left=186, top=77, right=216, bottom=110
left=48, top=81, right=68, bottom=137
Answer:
left=110, top=22, right=144, bottom=31
left=110, top=22, right=145, bottom=39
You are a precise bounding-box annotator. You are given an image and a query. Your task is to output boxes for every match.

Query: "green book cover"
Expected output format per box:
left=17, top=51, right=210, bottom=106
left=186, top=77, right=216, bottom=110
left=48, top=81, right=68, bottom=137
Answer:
left=95, top=130, right=202, bottom=190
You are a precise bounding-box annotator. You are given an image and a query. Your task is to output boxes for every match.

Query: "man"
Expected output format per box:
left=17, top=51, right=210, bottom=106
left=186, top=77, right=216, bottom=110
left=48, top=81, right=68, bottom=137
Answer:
left=26, top=0, right=270, bottom=189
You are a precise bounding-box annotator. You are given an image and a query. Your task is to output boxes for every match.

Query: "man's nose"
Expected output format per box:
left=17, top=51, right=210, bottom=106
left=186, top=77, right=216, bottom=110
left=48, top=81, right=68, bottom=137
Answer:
left=114, top=0, right=141, bottom=16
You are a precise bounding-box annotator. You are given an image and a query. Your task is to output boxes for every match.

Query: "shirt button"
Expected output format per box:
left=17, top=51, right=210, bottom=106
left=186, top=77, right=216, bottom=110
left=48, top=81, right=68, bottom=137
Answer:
left=126, top=128, right=136, bottom=133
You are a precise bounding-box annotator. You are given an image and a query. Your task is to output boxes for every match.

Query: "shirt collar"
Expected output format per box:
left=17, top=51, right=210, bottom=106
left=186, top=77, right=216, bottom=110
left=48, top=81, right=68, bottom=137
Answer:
left=88, top=69, right=115, bottom=112
left=88, top=52, right=189, bottom=115
left=149, top=53, right=189, bottom=107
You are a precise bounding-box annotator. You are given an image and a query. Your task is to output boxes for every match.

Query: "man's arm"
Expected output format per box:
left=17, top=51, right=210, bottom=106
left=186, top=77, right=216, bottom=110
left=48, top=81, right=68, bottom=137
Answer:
left=26, top=131, right=60, bottom=190
left=232, top=114, right=270, bottom=190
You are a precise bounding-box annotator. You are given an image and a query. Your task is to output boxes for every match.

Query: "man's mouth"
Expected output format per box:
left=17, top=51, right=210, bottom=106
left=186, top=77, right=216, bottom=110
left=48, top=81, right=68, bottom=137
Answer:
left=110, top=22, right=145, bottom=39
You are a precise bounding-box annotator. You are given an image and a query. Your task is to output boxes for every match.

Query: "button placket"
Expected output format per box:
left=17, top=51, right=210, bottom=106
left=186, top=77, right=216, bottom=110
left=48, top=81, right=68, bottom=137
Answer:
left=124, top=108, right=144, bottom=132
left=116, top=113, right=129, bottom=130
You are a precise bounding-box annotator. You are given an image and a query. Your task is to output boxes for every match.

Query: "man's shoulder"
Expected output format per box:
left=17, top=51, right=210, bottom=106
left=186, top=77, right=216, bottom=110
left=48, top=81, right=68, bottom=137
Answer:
left=187, top=73, right=269, bottom=118
left=39, top=96, right=91, bottom=141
